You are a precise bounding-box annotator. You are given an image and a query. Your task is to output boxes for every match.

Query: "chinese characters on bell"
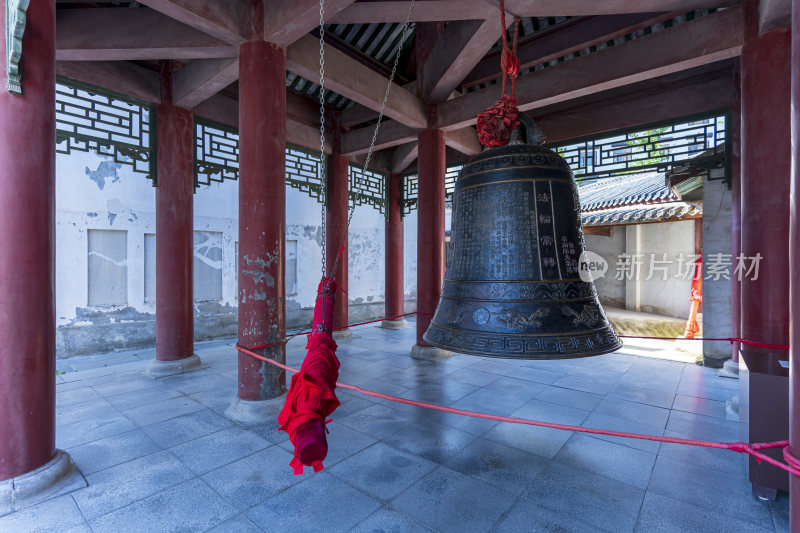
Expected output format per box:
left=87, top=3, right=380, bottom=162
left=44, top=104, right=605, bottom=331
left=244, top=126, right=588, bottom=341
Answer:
left=578, top=251, right=763, bottom=282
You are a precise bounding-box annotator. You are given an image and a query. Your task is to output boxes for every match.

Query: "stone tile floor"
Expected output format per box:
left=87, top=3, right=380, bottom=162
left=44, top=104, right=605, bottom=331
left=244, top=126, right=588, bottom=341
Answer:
left=1, top=318, right=789, bottom=532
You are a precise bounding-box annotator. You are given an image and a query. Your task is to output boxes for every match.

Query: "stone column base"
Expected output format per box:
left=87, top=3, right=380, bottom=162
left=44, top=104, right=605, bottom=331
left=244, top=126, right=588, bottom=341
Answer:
left=410, top=344, right=452, bottom=361
left=224, top=395, right=286, bottom=425
left=145, top=354, right=202, bottom=379
left=379, top=319, right=409, bottom=330
left=332, top=329, right=353, bottom=341
left=0, top=450, right=86, bottom=514
left=718, top=358, right=740, bottom=379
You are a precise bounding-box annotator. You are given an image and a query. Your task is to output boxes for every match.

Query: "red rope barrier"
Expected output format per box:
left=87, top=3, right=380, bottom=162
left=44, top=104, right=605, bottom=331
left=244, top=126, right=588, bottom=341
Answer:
left=235, top=342, right=800, bottom=477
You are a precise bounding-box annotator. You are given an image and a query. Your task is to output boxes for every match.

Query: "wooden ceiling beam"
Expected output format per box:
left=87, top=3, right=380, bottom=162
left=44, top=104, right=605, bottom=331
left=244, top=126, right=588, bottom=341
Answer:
left=502, top=0, right=736, bottom=16
left=463, top=12, right=676, bottom=89
left=445, top=127, right=482, bottom=156
left=183, top=94, right=332, bottom=153
left=287, top=35, right=426, bottom=128
left=341, top=81, right=417, bottom=129
left=264, top=0, right=356, bottom=47
left=391, top=142, right=418, bottom=173
left=330, top=0, right=733, bottom=23
left=56, top=61, right=162, bottom=104
left=330, top=2, right=493, bottom=24
left=173, top=58, right=238, bottom=108
left=136, top=0, right=249, bottom=45
left=55, top=8, right=237, bottom=61
left=341, top=120, right=419, bottom=156
left=423, top=15, right=511, bottom=102
left=532, top=69, right=735, bottom=145
left=438, top=6, right=743, bottom=131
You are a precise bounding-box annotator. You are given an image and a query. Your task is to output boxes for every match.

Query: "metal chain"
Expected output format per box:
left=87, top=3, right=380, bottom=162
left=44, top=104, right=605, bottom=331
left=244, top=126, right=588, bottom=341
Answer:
left=318, top=0, right=327, bottom=279
left=328, top=0, right=415, bottom=279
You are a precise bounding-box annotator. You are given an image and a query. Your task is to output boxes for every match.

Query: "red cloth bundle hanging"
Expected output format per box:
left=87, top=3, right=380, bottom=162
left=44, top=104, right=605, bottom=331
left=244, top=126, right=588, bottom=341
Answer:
left=476, top=1, right=522, bottom=147
left=278, top=278, right=341, bottom=475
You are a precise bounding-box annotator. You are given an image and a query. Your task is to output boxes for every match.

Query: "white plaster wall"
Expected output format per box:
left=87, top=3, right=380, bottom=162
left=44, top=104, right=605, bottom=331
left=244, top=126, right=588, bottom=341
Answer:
left=702, top=169, right=733, bottom=360
left=194, top=178, right=238, bottom=308
left=56, top=151, right=156, bottom=326
left=585, top=229, right=626, bottom=308
left=403, top=208, right=418, bottom=305
left=55, top=150, right=419, bottom=355
left=348, top=203, right=385, bottom=307
left=626, top=220, right=696, bottom=319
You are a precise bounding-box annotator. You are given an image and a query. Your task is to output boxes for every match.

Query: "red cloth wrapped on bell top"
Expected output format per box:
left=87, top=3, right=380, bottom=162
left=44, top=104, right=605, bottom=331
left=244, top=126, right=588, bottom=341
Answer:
left=278, top=278, right=341, bottom=475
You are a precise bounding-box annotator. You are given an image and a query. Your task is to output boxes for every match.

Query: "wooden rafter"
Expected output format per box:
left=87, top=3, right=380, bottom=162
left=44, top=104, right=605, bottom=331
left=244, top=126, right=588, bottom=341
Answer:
left=391, top=142, right=419, bottom=173
left=55, top=8, right=237, bottom=61
left=136, top=0, right=249, bottom=45
left=286, top=35, right=427, bottom=129
left=173, top=58, right=239, bottom=109
left=422, top=15, right=511, bottom=102
left=463, top=12, right=676, bottom=89
left=264, top=0, right=356, bottom=47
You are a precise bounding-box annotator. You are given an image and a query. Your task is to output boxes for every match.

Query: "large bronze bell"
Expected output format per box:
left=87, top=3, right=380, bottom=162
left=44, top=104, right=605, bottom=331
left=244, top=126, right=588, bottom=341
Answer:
left=424, top=115, right=622, bottom=359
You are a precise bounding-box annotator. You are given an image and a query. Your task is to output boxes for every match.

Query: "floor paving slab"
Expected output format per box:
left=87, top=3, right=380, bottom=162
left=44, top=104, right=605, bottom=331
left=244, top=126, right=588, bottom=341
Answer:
left=635, top=491, right=774, bottom=533
left=0, top=494, right=87, bottom=533
left=72, top=450, right=193, bottom=519
left=390, top=466, right=517, bottom=533
left=246, top=472, right=382, bottom=533
left=328, top=442, right=438, bottom=501
left=554, top=433, right=657, bottom=489
left=350, top=507, right=435, bottom=533
left=170, top=426, right=271, bottom=475
left=201, top=446, right=302, bottom=511
left=444, top=437, right=548, bottom=495
left=66, top=429, right=161, bottom=475
left=141, top=408, right=234, bottom=448
left=88, top=478, right=237, bottom=533
left=494, top=497, right=604, bottom=533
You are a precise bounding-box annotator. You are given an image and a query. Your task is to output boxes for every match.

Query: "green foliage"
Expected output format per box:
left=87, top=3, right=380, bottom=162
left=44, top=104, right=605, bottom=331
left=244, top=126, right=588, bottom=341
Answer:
left=626, top=127, right=669, bottom=168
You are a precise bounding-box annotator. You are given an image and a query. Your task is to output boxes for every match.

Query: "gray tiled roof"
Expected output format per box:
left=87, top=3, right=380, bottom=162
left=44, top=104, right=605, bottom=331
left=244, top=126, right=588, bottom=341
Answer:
left=577, top=171, right=678, bottom=212
left=581, top=201, right=702, bottom=227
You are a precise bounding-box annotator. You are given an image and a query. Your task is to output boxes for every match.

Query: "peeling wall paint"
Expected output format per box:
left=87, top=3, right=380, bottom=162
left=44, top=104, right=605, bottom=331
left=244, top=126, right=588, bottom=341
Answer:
left=56, top=150, right=419, bottom=357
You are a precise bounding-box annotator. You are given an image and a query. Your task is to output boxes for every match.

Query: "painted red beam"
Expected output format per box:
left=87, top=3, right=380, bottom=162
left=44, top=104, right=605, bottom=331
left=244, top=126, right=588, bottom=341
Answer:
left=137, top=0, right=249, bottom=45
left=463, top=12, right=675, bottom=89
left=532, top=68, right=735, bottom=145
left=56, top=8, right=236, bottom=61
left=264, top=0, right=356, bottom=47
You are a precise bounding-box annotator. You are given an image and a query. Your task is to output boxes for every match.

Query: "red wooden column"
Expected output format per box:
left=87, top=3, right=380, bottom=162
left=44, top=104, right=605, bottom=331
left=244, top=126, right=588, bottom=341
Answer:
left=411, top=128, right=449, bottom=359
left=381, top=173, right=408, bottom=329
left=229, top=35, right=287, bottom=421
left=0, top=0, right=83, bottom=501
left=789, top=0, right=800, bottom=525
left=147, top=63, right=199, bottom=378
left=327, top=116, right=351, bottom=338
left=739, top=0, right=791, bottom=498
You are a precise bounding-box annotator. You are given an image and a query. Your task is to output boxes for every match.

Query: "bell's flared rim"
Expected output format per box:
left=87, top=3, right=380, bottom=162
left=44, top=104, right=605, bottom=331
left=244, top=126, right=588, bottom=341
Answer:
left=423, top=326, right=623, bottom=361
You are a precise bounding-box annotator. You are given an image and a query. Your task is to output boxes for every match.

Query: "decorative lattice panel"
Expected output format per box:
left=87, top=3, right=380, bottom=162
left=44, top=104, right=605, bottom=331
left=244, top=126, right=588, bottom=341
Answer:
left=445, top=165, right=462, bottom=197
left=401, top=164, right=462, bottom=215
left=552, top=115, right=728, bottom=182
left=285, top=146, right=325, bottom=203
left=195, top=119, right=239, bottom=186
left=349, top=165, right=387, bottom=215
left=55, top=79, right=155, bottom=182
left=402, top=173, right=418, bottom=216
